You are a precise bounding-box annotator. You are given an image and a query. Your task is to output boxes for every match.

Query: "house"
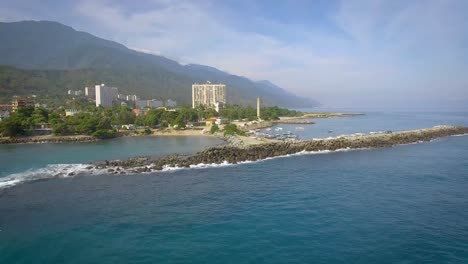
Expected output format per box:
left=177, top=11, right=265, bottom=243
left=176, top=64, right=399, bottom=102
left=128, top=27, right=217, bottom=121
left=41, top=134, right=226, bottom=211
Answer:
left=33, top=123, right=52, bottom=135
left=65, top=109, right=81, bottom=116
left=205, top=117, right=218, bottom=126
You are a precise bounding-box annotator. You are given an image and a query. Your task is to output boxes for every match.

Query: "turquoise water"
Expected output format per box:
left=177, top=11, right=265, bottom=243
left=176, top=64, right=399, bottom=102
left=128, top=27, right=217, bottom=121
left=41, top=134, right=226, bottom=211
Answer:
left=0, top=136, right=223, bottom=177
left=1, top=111, right=468, bottom=263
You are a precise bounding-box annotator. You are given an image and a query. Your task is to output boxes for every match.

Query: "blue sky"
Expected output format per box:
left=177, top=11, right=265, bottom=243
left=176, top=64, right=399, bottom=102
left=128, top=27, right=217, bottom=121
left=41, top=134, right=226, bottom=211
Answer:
left=1, top=0, right=468, bottom=109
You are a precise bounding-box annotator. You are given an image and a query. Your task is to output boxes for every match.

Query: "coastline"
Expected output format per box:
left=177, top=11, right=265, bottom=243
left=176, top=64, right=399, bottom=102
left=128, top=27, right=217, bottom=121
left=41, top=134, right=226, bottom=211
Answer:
left=237, top=112, right=363, bottom=130
left=92, top=125, right=468, bottom=173
left=0, top=129, right=217, bottom=145
left=272, top=112, right=364, bottom=124
left=0, top=135, right=97, bottom=144
left=0, top=112, right=362, bottom=145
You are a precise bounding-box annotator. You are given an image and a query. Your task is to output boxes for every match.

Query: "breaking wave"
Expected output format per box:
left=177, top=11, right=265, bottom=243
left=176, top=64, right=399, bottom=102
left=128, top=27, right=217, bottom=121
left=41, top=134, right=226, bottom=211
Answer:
left=3, top=133, right=466, bottom=190
left=0, top=148, right=361, bottom=190
left=0, top=164, right=108, bottom=189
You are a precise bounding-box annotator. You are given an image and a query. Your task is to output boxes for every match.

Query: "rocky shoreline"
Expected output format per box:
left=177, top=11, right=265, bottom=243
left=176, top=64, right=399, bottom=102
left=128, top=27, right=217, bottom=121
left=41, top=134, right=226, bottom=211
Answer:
left=0, top=129, right=216, bottom=145
left=273, top=119, right=315, bottom=125
left=92, top=125, right=468, bottom=174
left=0, top=135, right=97, bottom=144
left=302, top=112, right=364, bottom=118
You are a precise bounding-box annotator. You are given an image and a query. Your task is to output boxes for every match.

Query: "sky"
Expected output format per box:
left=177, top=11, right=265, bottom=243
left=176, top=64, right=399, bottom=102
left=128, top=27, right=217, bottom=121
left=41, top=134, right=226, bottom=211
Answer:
left=1, top=0, right=468, bottom=109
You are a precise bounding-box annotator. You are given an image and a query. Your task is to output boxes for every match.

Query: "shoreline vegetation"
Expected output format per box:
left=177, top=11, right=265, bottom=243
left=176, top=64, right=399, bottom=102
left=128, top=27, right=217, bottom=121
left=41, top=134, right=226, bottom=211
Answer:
left=90, top=126, right=468, bottom=174
left=0, top=112, right=361, bottom=145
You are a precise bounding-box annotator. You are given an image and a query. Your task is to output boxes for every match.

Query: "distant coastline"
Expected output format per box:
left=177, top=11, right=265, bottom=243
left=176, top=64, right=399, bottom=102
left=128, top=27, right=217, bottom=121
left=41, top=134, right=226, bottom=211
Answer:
left=0, top=112, right=362, bottom=145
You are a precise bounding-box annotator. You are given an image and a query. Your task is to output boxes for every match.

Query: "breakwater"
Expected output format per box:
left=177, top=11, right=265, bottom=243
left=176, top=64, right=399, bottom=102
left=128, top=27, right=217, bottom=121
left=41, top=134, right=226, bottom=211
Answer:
left=273, top=119, right=314, bottom=125
left=96, top=126, right=468, bottom=173
left=0, top=135, right=96, bottom=144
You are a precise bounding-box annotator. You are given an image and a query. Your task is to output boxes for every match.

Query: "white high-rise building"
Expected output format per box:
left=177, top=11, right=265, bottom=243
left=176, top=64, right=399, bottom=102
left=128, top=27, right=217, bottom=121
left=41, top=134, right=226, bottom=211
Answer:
left=85, top=86, right=95, bottom=98
left=95, top=84, right=118, bottom=107
left=192, top=82, right=226, bottom=110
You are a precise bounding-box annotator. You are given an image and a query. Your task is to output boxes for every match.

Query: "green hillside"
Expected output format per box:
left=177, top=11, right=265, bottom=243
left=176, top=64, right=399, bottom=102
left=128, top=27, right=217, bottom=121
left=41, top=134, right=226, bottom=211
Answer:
left=0, top=21, right=319, bottom=107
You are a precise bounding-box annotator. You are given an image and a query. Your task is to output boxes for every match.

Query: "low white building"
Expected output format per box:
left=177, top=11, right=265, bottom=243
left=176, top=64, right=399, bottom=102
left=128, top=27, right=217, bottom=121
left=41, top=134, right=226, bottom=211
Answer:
left=65, top=109, right=80, bottom=116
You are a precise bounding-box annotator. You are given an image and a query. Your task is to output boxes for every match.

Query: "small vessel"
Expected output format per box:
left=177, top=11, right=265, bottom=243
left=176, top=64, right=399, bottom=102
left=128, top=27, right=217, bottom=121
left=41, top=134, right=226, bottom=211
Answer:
left=328, top=130, right=333, bottom=133
left=295, top=127, right=304, bottom=130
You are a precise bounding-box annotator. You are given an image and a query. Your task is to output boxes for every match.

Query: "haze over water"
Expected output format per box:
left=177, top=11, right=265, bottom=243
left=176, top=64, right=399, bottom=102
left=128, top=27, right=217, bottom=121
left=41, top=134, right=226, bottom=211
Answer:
left=1, top=110, right=468, bottom=263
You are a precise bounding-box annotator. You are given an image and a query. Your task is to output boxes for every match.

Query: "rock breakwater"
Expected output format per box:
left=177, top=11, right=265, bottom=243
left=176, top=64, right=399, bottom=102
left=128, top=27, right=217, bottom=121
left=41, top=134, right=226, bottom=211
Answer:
left=95, top=126, right=468, bottom=173
left=0, top=135, right=96, bottom=144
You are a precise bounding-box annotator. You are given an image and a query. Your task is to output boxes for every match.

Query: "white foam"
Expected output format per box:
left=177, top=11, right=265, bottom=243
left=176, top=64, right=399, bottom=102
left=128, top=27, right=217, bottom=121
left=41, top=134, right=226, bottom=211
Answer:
left=0, top=148, right=365, bottom=190
left=3, top=133, right=466, bottom=190
left=0, top=164, right=107, bottom=189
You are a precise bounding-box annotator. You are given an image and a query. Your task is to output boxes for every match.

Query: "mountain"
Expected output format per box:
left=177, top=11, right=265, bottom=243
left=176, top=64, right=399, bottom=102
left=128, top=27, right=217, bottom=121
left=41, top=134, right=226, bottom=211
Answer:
left=0, top=20, right=319, bottom=107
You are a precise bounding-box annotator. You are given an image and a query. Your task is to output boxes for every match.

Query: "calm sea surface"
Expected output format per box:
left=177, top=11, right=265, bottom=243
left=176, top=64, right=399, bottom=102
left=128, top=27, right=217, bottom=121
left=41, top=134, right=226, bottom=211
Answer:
left=1, top=110, right=468, bottom=263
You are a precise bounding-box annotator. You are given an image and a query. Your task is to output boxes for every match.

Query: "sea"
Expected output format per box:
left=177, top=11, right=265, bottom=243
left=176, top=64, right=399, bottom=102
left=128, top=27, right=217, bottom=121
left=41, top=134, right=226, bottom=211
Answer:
left=1, top=109, right=468, bottom=264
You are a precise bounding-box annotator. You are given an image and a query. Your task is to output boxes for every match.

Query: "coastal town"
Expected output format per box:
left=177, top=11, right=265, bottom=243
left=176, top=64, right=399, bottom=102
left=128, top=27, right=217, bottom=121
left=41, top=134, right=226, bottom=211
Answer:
left=0, top=81, right=326, bottom=144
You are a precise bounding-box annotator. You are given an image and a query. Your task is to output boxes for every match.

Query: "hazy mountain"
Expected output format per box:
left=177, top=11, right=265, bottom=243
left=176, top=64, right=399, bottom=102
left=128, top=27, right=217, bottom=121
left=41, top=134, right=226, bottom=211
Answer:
left=0, top=20, right=319, bottom=107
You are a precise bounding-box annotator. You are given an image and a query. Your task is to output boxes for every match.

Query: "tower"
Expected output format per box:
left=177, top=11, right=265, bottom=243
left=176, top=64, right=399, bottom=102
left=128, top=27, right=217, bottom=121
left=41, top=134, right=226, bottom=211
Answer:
left=257, top=97, right=261, bottom=119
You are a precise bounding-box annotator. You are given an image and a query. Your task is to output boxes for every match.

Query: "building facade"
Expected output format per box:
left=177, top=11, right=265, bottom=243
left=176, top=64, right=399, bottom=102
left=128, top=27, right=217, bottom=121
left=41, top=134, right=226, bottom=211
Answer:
left=192, top=82, right=226, bottom=110
left=85, top=86, right=95, bottom=98
left=166, top=99, right=177, bottom=108
left=11, top=98, right=34, bottom=112
left=65, top=109, right=81, bottom=117
left=95, top=84, right=118, bottom=107
left=135, top=99, right=165, bottom=109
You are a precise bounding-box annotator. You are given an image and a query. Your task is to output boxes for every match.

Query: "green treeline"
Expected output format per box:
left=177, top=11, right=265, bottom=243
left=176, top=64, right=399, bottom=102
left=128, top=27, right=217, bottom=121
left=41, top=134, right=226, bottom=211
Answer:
left=0, top=105, right=302, bottom=137
left=220, top=105, right=302, bottom=121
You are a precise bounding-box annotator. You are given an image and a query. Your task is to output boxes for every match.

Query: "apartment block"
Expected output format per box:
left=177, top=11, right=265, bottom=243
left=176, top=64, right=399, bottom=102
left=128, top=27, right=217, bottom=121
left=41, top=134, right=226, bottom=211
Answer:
left=192, top=82, right=226, bottom=110
left=95, top=84, right=118, bottom=107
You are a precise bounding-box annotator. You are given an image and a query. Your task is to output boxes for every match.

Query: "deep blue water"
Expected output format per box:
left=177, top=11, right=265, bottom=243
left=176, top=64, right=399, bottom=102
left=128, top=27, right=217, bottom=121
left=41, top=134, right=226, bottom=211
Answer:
left=1, top=111, right=468, bottom=263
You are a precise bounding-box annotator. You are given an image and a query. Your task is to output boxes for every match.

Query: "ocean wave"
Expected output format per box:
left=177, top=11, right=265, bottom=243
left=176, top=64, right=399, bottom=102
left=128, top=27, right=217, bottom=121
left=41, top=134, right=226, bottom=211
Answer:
left=0, top=148, right=359, bottom=190
left=452, top=133, right=468, bottom=137
left=157, top=148, right=357, bottom=172
left=0, top=164, right=108, bottom=189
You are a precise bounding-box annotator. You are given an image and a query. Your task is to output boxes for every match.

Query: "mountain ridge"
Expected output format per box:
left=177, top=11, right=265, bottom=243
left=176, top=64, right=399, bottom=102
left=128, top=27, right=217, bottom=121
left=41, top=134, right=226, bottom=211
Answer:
left=0, top=20, right=319, bottom=107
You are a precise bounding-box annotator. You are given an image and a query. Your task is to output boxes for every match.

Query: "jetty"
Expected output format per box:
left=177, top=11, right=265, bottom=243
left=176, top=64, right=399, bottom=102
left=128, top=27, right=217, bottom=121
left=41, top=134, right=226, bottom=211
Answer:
left=93, top=126, right=468, bottom=173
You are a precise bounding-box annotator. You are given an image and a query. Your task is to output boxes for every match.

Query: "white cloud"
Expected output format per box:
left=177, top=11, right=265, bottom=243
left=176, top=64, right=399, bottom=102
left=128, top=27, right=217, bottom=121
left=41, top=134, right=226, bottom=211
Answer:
left=0, top=7, right=33, bottom=22
left=1, top=0, right=467, bottom=108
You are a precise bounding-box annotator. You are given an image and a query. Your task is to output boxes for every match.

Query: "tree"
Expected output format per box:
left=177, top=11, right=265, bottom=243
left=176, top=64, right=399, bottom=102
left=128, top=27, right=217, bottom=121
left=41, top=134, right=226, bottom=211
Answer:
left=98, top=116, right=112, bottom=130
left=92, top=129, right=117, bottom=139
left=0, top=115, right=26, bottom=137
left=31, top=107, right=49, bottom=124
left=210, top=124, right=219, bottom=134
left=143, top=128, right=152, bottom=135
left=52, top=121, right=69, bottom=135
left=172, top=115, right=186, bottom=129
left=16, top=106, right=34, bottom=117
left=145, top=109, right=164, bottom=127
left=223, top=123, right=245, bottom=136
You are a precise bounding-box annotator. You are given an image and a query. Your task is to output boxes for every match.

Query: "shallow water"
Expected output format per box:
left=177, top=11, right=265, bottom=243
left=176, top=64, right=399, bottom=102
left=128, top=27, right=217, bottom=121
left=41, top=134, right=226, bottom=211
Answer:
left=1, top=110, right=468, bottom=263
left=0, top=136, right=223, bottom=177
left=268, top=110, right=468, bottom=139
